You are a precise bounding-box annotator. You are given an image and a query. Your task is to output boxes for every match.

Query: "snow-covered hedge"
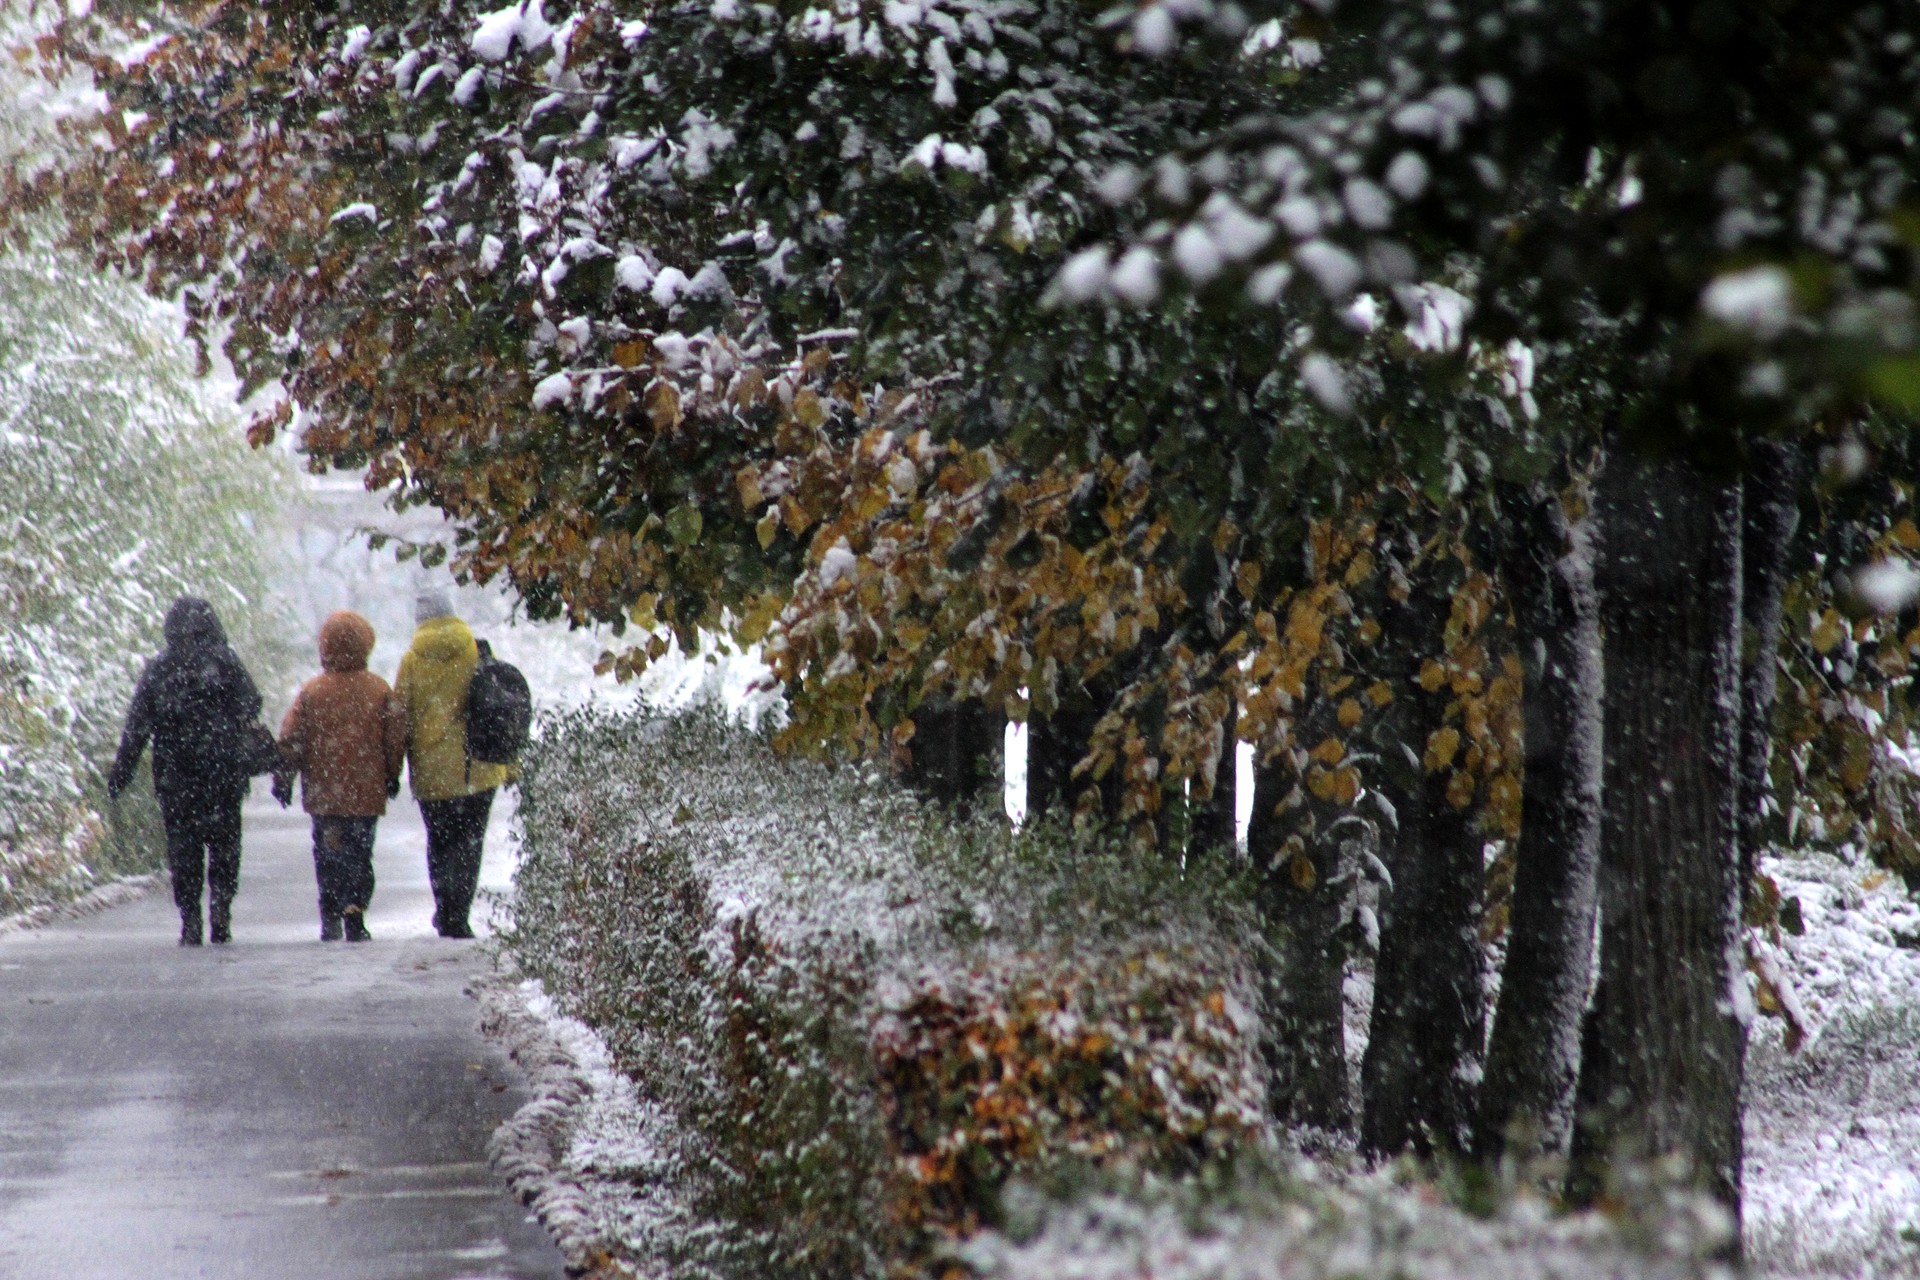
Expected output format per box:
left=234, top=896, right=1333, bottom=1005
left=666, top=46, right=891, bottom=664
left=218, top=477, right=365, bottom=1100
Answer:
left=0, top=248, right=292, bottom=913
left=503, top=703, right=1272, bottom=1278
left=504, top=705, right=1747, bottom=1280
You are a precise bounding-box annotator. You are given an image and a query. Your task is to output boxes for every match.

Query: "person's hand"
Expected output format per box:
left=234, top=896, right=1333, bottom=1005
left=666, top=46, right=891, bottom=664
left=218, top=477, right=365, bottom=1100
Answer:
left=271, top=773, right=294, bottom=807
left=387, top=774, right=401, bottom=799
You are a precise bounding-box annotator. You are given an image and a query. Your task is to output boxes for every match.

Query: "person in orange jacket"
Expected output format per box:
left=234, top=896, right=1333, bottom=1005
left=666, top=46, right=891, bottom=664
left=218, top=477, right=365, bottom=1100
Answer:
left=275, top=611, right=407, bottom=942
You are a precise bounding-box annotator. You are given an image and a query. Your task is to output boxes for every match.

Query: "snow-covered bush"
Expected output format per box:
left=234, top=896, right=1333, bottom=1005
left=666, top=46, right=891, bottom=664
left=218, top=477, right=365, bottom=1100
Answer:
left=0, top=247, right=293, bottom=912
left=504, top=702, right=1271, bottom=1278
left=506, top=703, right=1751, bottom=1280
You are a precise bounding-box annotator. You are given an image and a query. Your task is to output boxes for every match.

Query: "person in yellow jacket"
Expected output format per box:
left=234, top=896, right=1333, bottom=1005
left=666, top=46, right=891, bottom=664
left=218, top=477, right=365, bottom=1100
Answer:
left=393, top=591, right=510, bottom=938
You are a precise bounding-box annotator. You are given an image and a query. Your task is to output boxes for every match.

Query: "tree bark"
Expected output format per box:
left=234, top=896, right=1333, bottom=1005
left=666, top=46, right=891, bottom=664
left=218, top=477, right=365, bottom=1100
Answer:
left=1025, top=702, right=1103, bottom=821
left=1248, top=755, right=1351, bottom=1130
left=1186, top=715, right=1239, bottom=856
left=1476, top=480, right=1604, bottom=1161
left=1359, top=566, right=1486, bottom=1158
left=1572, top=452, right=1746, bottom=1220
left=902, top=697, right=1003, bottom=813
left=1738, top=441, right=1803, bottom=896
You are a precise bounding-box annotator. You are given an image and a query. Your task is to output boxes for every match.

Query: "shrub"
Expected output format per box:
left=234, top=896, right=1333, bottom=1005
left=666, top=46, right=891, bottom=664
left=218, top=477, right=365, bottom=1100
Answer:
left=503, top=702, right=1272, bottom=1279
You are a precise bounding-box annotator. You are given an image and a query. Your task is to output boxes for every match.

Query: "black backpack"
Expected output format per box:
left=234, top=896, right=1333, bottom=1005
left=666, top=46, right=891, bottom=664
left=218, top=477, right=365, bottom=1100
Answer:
left=465, top=639, right=532, bottom=766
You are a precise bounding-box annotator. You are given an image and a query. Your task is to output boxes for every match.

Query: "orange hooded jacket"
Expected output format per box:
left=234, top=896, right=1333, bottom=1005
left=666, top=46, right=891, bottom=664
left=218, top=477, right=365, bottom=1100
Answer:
left=278, top=611, right=407, bottom=817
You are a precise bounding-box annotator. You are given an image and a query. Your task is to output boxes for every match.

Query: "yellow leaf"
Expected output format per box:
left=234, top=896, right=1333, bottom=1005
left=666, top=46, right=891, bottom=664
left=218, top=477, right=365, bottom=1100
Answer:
left=1289, top=852, right=1317, bottom=890
left=1343, top=548, right=1376, bottom=586
left=736, top=468, right=765, bottom=510
left=1337, top=698, right=1363, bottom=729
left=1236, top=560, right=1263, bottom=601
left=1486, top=773, right=1522, bottom=837
left=646, top=381, right=682, bottom=432
left=735, top=593, right=783, bottom=644
left=894, top=619, right=929, bottom=653
left=1418, top=659, right=1447, bottom=693
left=854, top=484, right=889, bottom=521
left=734, top=366, right=767, bottom=407
left=794, top=386, right=827, bottom=428
left=611, top=339, right=650, bottom=368
left=1309, top=736, right=1345, bottom=766
left=1840, top=728, right=1874, bottom=791
left=1365, top=680, right=1394, bottom=708
left=756, top=512, right=780, bottom=549
left=1329, top=765, right=1360, bottom=806
left=1446, top=770, right=1476, bottom=810
left=1424, top=725, right=1461, bottom=772
left=1811, top=608, right=1845, bottom=655
left=1893, top=517, right=1920, bottom=550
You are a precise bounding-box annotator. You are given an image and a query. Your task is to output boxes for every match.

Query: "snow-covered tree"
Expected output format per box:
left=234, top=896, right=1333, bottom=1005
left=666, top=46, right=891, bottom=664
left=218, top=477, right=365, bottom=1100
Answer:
left=0, top=246, right=292, bottom=911
left=17, top=0, right=1920, bottom=1229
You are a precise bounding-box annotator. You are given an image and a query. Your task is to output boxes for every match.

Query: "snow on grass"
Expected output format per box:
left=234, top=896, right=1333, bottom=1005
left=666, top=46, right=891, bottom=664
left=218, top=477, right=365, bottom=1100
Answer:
left=1746, top=851, right=1920, bottom=1276
left=963, top=1174, right=1733, bottom=1280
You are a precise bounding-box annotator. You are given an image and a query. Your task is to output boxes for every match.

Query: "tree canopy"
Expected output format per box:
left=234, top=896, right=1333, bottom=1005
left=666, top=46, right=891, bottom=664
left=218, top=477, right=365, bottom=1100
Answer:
left=13, top=0, right=1920, bottom=1223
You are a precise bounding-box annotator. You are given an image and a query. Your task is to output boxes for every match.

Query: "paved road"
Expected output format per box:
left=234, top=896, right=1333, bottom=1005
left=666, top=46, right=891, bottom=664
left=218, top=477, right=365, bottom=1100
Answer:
left=0, top=792, right=566, bottom=1280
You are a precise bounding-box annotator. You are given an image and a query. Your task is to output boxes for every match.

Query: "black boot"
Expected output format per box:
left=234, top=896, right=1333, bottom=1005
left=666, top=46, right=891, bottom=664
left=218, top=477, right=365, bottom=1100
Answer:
left=179, top=909, right=203, bottom=947
left=342, top=906, right=371, bottom=943
left=320, top=912, right=344, bottom=942
left=209, top=900, right=232, bottom=945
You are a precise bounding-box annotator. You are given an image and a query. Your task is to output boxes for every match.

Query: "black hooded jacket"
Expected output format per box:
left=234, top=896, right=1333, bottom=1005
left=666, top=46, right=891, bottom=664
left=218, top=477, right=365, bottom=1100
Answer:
left=107, top=597, right=264, bottom=802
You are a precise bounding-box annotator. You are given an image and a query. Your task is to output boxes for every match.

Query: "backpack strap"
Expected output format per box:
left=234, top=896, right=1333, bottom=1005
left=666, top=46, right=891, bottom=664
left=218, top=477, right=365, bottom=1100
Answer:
left=465, top=639, right=490, bottom=788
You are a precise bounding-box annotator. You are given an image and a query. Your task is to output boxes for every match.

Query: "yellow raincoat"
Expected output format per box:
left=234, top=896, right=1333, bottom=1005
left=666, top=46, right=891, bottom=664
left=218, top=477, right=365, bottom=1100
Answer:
left=394, top=615, right=511, bottom=802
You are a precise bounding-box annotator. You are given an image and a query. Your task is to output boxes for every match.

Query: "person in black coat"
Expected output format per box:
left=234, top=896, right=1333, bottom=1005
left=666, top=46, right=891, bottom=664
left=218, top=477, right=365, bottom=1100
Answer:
left=107, top=597, right=264, bottom=946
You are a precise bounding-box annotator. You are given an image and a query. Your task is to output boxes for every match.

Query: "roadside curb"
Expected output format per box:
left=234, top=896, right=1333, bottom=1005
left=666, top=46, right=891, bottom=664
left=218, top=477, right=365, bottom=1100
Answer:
left=472, top=970, right=676, bottom=1280
left=0, top=874, right=162, bottom=938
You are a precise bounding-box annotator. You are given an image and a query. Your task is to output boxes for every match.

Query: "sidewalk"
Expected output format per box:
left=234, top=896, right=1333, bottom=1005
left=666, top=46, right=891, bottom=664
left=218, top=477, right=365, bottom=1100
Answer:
left=0, top=791, right=564, bottom=1280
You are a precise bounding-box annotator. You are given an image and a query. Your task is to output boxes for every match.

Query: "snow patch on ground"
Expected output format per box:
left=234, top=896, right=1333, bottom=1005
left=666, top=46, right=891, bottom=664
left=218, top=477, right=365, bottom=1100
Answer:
left=0, top=874, right=160, bottom=936
left=1746, top=852, right=1920, bottom=1276
left=475, top=972, right=690, bottom=1276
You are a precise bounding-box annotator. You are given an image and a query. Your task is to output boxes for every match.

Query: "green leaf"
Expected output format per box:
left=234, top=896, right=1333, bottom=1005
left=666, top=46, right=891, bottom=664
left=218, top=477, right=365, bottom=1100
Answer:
left=1867, top=355, right=1920, bottom=411
left=666, top=503, right=704, bottom=546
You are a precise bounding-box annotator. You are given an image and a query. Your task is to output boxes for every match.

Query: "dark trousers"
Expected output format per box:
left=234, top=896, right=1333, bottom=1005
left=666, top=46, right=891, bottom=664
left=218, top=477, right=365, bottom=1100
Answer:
left=158, top=791, right=243, bottom=920
left=311, top=816, right=377, bottom=920
left=420, top=789, right=494, bottom=931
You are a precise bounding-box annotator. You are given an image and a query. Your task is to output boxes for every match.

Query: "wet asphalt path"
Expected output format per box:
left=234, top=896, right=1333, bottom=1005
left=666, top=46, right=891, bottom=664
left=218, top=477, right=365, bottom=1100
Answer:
left=0, top=792, right=565, bottom=1280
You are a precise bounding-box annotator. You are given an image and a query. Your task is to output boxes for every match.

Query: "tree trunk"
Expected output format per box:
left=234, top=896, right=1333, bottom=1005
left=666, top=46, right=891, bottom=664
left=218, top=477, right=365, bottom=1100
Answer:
left=1026, top=702, right=1102, bottom=821
left=1572, top=452, right=1746, bottom=1221
left=1476, top=480, right=1604, bottom=1161
left=1187, top=714, right=1239, bottom=856
left=1248, top=755, right=1351, bottom=1130
left=1359, top=566, right=1486, bottom=1159
left=902, top=697, right=1003, bottom=813
left=1738, top=441, right=1803, bottom=896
